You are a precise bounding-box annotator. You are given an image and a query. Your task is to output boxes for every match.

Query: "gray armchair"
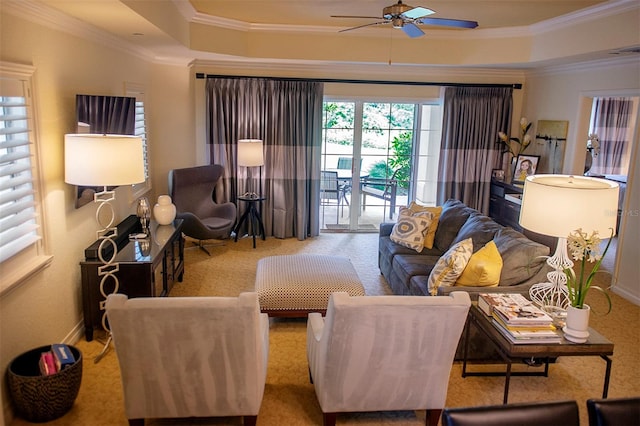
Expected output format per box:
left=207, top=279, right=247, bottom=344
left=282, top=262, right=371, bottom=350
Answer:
left=168, top=165, right=236, bottom=255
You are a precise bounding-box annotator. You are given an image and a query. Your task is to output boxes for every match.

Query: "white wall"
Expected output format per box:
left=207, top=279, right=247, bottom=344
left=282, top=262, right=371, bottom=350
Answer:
left=613, top=114, right=640, bottom=304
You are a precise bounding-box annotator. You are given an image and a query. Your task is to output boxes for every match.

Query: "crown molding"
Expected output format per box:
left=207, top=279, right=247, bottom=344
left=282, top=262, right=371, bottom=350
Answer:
left=2, top=0, right=157, bottom=62
left=527, top=55, right=640, bottom=77
left=530, top=0, right=639, bottom=35
left=174, top=0, right=635, bottom=40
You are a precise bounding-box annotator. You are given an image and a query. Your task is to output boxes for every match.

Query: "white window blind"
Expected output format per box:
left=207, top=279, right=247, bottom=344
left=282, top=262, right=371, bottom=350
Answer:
left=135, top=100, right=149, bottom=181
left=0, top=77, right=40, bottom=263
left=127, top=83, right=151, bottom=200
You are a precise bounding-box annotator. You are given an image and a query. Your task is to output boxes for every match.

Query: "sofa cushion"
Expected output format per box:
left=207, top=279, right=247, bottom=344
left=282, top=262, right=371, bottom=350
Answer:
left=456, top=240, right=503, bottom=287
left=428, top=238, right=473, bottom=295
left=407, top=202, right=443, bottom=250
left=493, top=227, right=550, bottom=287
left=409, top=275, right=431, bottom=296
left=451, top=213, right=503, bottom=251
left=434, top=200, right=476, bottom=252
left=392, top=254, right=441, bottom=288
left=390, top=208, right=433, bottom=252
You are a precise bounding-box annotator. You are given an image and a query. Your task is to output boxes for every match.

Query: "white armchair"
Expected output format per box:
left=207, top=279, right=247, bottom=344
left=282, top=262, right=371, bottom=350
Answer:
left=306, top=291, right=471, bottom=426
left=105, top=292, right=269, bottom=426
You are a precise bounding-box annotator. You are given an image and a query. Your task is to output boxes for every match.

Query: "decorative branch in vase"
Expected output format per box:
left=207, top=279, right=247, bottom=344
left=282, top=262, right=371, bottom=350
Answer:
left=497, top=117, right=533, bottom=158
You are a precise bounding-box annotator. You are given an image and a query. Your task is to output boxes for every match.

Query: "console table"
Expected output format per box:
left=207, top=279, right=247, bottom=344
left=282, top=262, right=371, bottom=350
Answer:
left=489, top=179, right=524, bottom=231
left=80, top=216, right=184, bottom=341
left=462, top=304, right=614, bottom=404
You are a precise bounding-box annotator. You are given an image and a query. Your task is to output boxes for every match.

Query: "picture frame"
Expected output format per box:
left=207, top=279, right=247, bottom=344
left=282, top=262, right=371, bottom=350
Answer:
left=513, top=154, right=540, bottom=183
left=492, top=169, right=505, bottom=181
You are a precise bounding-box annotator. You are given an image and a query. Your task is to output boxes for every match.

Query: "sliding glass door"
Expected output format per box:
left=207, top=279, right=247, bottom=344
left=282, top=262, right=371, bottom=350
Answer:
left=321, top=100, right=439, bottom=232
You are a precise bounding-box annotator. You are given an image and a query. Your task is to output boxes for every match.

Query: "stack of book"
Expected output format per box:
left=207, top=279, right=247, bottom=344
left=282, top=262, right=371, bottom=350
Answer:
left=478, top=293, right=562, bottom=344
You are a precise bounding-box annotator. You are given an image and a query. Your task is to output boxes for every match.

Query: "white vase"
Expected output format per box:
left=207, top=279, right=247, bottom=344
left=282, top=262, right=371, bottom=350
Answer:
left=563, top=305, right=590, bottom=343
left=153, top=195, right=176, bottom=225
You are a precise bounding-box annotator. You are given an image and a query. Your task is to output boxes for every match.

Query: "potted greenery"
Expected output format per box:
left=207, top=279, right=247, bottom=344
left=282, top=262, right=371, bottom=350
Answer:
left=562, top=228, right=613, bottom=342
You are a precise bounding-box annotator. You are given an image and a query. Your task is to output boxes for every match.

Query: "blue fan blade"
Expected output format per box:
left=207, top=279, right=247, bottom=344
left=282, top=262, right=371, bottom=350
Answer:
left=402, top=23, right=425, bottom=38
left=402, top=7, right=435, bottom=20
left=418, top=17, right=478, bottom=29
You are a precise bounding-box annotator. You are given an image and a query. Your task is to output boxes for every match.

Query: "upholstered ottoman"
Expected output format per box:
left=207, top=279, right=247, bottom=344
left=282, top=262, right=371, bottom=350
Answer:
left=256, top=254, right=365, bottom=317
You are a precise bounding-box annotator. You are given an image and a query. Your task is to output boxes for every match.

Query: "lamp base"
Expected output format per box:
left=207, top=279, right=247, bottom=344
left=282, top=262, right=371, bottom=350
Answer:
left=529, top=281, right=569, bottom=310
left=529, top=236, right=571, bottom=309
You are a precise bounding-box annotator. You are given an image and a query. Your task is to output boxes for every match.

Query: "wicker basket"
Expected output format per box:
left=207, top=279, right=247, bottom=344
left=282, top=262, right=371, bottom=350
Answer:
left=7, top=345, right=83, bottom=422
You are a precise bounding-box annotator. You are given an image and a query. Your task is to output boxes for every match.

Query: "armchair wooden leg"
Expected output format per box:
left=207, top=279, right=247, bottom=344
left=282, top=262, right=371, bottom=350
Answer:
left=323, top=412, right=337, bottom=426
left=425, top=409, right=442, bottom=426
left=243, top=415, right=257, bottom=426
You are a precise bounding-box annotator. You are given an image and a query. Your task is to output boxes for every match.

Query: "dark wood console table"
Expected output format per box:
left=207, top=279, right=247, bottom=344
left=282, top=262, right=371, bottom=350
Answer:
left=489, top=179, right=524, bottom=231
left=80, top=217, right=184, bottom=341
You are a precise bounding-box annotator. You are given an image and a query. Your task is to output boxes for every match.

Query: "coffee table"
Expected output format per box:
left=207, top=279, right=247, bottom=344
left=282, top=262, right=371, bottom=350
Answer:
left=462, top=304, right=614, bottom=404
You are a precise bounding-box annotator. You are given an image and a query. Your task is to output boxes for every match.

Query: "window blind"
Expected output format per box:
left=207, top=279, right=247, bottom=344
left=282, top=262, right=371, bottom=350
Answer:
left=134, top=101, right=149, bottom=180
left=0, top=85, right=40, bottom=263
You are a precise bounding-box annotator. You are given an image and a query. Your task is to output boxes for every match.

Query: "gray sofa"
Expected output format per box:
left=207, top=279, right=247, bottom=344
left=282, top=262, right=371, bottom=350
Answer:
left=379, top=199, right=551, bottom=300
left=379, top=199, right=552, bottom=360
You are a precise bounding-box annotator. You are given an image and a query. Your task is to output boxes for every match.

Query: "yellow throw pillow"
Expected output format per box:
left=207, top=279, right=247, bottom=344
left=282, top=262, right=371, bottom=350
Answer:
left=456, top=240, right=503, bottom=287
left=427, top=238, right=473, bottom=295
left=390, top=208, right=433, bottom=253
left=408, top=202, right=442, bottom=250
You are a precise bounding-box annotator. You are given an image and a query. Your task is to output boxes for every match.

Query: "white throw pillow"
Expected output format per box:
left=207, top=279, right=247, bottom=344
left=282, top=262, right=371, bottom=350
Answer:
left=427, top=238, right=473, bottom=295
left=390, top=208, right=433, bottom=253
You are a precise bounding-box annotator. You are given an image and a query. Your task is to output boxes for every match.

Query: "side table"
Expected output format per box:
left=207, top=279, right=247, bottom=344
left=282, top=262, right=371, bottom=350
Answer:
left=234, top=195, right=266, bottom=248
left=462, top=304, right=614, bottom=404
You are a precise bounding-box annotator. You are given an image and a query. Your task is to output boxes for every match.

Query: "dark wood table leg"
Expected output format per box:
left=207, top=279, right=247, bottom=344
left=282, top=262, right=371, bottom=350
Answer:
left=601, top=355, right=612, bottom=398
left=503, top=360, right=512, bottom=404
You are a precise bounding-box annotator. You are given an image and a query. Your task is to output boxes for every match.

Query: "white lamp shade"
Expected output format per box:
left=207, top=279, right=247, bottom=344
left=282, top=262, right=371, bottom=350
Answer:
left=237, top=139, right=264, bottom=167
left=65, top=134, right=145, bottom=186
left=519, top=174, right=619, bottom=238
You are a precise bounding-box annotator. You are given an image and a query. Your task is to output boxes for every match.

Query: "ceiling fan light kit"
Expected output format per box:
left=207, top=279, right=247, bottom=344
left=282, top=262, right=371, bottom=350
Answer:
left=332, top=1, right=478, bottom=38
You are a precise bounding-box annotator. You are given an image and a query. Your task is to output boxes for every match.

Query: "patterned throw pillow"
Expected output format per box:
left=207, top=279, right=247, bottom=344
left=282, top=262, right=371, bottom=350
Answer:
left=390, top=208, right=433, bottom=253
left=427, top=238, right=473, bottom=295
left=408, top=202, right=442, bottom=250
left=456, top=240, right=503, bottom=287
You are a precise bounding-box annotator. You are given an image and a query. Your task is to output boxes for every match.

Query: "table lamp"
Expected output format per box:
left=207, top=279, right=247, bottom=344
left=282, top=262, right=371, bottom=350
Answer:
left=237, top=139, right=264, bottom=198
left=519, top=174, right=619, bottom=310
left=65, top=133, right=144, bottom=362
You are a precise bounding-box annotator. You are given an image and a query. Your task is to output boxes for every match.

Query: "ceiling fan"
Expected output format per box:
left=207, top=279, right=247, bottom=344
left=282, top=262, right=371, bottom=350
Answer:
left=331, top=1, right=478, bottom=38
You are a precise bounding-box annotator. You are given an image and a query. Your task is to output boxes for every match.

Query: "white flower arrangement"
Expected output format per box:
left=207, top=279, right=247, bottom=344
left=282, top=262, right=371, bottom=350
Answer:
left=587, top=133, right=600, bottom=156
left=564, top=228, right=612, bottom=312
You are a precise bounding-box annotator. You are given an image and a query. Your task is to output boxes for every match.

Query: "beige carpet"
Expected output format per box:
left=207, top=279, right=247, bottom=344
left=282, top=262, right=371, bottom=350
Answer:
left=11, top=233, right=640, bottom=425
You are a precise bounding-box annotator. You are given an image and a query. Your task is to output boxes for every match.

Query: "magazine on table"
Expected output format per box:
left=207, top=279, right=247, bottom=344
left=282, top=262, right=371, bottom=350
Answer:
left=477, top=292, right=533, bottom=316
left=492, top=302, right=553, bottom=326
left=492, top=319, right=562, bottom=344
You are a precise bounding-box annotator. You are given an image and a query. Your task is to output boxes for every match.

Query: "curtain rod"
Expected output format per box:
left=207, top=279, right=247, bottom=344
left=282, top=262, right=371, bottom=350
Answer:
left=195, top=73, right=522, bottom=90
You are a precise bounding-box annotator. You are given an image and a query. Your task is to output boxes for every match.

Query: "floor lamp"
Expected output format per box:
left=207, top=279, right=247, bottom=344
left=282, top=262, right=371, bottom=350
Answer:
left=237, top=139, right=264, bottom=197
left=519, top=174, right=619, bottom=311
left=65, top=134, right=145, bottom=362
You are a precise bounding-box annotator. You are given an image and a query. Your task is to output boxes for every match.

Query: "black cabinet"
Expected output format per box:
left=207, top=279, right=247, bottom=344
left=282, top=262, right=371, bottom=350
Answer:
left=80, top=217, right=184, bottom=341
left=489, top=179, right=557, bottom=252
left=489, top=179, right=524, bottom=231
